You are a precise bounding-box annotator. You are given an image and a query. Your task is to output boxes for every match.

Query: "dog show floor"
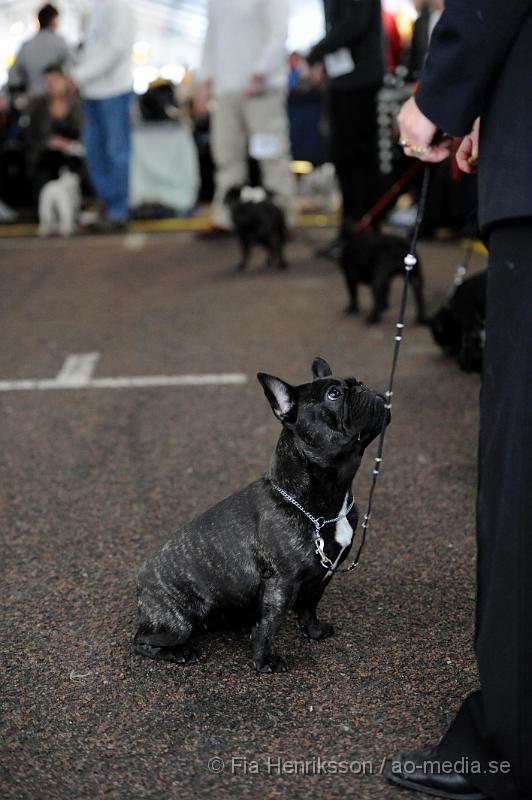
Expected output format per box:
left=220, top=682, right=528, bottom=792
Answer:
left=1, top=228, right=487, bottom=800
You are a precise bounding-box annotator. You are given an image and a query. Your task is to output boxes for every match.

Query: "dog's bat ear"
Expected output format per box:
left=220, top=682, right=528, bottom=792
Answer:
left=311, top=357, right=332, bottom=380
left=257, top=373, right=297, bottom=425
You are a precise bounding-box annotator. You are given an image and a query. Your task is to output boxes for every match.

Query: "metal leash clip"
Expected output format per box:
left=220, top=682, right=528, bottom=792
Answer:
left=270, top=482, right=354, bottom=572
left=314, top=533, right=333, bottom=570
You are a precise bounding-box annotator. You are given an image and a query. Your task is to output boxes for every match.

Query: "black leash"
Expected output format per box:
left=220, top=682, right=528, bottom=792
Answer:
left=353, top=160, right=423, bottom=233
left=340, top=164, right=432, bottom=572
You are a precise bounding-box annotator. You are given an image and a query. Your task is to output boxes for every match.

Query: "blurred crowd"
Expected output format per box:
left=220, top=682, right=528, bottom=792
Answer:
left=0, top=0, right=476, bottom=238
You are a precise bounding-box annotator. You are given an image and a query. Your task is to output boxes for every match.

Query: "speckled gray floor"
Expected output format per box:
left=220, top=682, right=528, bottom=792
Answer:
left=1, top=229, right=488, bottom=799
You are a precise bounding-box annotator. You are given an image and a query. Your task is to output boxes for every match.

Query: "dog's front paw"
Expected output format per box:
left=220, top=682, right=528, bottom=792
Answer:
left=165, top=644, right=199, bottom=664
left=365, top=311, right=381, bottom=325
left=300, top=619, right=335, bottom=640
left=253, top=654, right=288, bottom=674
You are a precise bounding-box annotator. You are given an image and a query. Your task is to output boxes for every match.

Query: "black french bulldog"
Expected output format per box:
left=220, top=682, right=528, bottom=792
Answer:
left=225, top=185, right=287, bottom=272
left=429, top=270, right=487, bottom=373
left=341, top=229, right=427, bottom=325
left=134, top=358, right=388, bottom=673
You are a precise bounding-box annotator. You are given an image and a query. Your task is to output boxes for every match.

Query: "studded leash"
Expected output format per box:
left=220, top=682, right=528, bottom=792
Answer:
left=269, top=166, right=431, bottom=574
left=344, top=164, right=432, bottom=571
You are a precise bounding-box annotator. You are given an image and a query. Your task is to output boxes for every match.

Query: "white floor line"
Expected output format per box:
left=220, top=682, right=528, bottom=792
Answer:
left=55, top=353, right=100, bottom=386
left=0, top=373, right=248, bottom=392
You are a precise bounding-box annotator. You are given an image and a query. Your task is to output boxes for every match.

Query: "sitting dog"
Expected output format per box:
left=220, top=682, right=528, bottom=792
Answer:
left=341, top=228, right=427, bottom=325
left=134, top=357, right=388, bottom=673
left=38, top=168, right=81, bottom=237
left=429, top=269, right=487, bottom=373
left=225, top=185, right=287, bottom=271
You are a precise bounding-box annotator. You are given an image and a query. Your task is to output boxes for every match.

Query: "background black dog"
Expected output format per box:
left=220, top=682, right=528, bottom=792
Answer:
left=429, top=269, right=487, bottom=373
left=225, top=185, right=287, bottom=271
left=134, top=357, right=388, bottom=673
left=341, top=228, right=427, bottom=325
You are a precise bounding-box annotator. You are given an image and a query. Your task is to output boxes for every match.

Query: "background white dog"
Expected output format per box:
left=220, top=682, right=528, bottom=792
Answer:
left=38, top=169, right=81, bottom=237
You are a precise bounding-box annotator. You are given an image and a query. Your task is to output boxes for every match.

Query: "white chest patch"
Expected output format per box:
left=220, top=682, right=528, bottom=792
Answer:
left=335, top=494, right=354, bottom=549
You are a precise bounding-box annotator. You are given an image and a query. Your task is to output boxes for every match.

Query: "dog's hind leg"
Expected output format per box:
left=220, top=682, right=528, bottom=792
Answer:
left=38, top=189, right=54, bottom=237
left=367, top=272, right=388, bottom=324
left=133, top=617, right=198, bottom=664
left=236, top=235, right=252, bottom=271
left=294, top=575, right=335, bottom=640
left=58, top=193, right=75, bottom=237
left=343, top=274, right=359, bottom=314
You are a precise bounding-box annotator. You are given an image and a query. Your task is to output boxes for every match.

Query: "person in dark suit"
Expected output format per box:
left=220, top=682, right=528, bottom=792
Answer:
left=390, top=2, right=532, bottom=799
left=407, top=0, right=477, bottom=239
left=307, top=0, right=384, bottom=256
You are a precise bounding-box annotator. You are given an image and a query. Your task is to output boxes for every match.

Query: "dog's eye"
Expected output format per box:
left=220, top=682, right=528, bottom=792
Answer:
left=327, top=386, right=342, bottom=401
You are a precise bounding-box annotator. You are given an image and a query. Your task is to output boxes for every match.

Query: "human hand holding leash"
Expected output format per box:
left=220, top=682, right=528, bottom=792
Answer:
left=456, top=117, right=480, bottom=173
left=398, top=96, right=451, bottom=162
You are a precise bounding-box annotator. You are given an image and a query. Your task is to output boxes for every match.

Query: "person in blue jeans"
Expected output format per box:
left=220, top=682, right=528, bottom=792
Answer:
left=71, top=0, right=134, bottom=233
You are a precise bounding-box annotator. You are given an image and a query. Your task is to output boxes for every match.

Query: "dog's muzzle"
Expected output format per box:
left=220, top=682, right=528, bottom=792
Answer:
left=348, top=388, right=389, bottom=435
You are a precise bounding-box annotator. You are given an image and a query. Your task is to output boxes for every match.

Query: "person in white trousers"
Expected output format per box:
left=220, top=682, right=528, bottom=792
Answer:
left=195, top=0, right=295, bottom=236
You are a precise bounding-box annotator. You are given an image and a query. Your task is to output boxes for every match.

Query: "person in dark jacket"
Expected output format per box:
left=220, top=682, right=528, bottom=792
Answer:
left=307, top=0, right=384, bottom=256
left=26, top=65, right=82, bottom=200
left=390, top=2, right=532, bottom=799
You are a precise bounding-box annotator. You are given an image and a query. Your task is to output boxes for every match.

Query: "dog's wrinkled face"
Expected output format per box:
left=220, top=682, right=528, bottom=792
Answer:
left=258, top=357, right=389, bottom=466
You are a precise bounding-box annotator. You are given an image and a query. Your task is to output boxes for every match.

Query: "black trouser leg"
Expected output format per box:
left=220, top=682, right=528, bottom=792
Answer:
left=437, top=219, right=532, bottom=800
left=329, top=87, right=381, bottom=232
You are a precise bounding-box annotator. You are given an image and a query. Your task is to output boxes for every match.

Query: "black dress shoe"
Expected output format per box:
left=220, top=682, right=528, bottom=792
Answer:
left=385, top=747, right=488, bottom=799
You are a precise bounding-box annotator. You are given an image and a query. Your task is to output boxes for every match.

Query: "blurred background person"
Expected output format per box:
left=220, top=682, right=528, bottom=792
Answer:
left=71, top=0, right=134, bottom=234
left=382, top=8, right=403, bottom=72
left=286, top=51, right=326, bottom=168
left=194, top=0, right=295, bottom=238
left=8, top=4, right=71, bottom=97
left=408, top=0, right=444, bottom=81
left=26, top=64, right=82, bottom=202
left=307, top=0, right=384, bottom=259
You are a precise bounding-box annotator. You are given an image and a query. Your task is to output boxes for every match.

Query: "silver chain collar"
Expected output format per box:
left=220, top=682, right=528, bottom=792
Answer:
left=270, top=482, right=355, bottom=571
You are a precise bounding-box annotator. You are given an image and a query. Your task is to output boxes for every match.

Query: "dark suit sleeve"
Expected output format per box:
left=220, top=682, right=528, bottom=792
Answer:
left=415, top=0, right=532, bottom=136
left=307, top=0, right=373, bottom=63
